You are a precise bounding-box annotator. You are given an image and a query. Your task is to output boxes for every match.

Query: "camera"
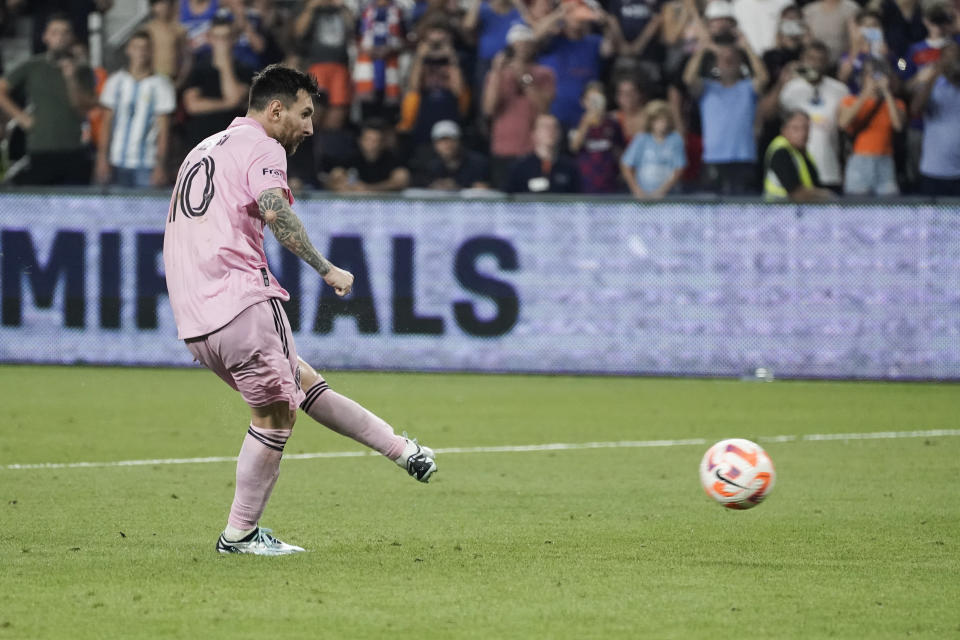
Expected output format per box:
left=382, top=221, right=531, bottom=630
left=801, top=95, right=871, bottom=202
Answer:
left=423, top=36, right=449, bottom=65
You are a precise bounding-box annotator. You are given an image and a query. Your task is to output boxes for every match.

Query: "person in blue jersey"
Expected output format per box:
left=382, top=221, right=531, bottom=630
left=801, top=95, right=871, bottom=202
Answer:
left=180, top=0, right=219, bottom=54
left=96, top=31, right=176, bottom=187
left=532, top=0, right=618, bottom=129
left=463, top=0, right=530, bottom=93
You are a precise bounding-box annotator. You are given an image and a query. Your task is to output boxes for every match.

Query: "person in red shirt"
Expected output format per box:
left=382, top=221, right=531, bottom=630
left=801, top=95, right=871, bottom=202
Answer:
left=482, top=23, right=556, bottom=189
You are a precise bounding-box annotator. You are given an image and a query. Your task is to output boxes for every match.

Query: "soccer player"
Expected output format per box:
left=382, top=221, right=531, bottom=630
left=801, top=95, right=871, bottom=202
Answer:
left=163, top=64, right=437, bottom=556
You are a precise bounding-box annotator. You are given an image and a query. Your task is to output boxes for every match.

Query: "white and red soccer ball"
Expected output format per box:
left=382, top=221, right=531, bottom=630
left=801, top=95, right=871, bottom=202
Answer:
left=699, top=439, right=776, bottom=510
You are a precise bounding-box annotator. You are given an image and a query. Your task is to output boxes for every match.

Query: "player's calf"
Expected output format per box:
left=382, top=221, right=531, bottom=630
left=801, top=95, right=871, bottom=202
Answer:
left=297, top=358, right=437, bottom=482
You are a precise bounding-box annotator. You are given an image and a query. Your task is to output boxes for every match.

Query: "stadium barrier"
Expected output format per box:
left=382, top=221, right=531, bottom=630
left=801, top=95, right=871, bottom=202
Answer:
left=1, top=190, right=958, bottom=380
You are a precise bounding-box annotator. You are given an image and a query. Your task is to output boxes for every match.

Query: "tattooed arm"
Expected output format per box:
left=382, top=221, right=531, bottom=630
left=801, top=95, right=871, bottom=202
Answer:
left=257, top=188, right=354, bottom=295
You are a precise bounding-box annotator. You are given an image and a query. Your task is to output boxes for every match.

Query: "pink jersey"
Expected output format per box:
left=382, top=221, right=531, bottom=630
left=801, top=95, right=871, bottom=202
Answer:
left=163, top=117, right=294, bottom=339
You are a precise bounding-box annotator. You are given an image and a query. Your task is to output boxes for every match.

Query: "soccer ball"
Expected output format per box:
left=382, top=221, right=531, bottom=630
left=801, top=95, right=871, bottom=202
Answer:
left=699, top=438, right=775, bottom=510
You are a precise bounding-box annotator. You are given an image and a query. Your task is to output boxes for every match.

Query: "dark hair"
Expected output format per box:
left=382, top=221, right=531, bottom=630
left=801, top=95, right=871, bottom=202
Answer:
left=422, top=20, right=451, bottom=36
left=360, top=118, right=388, bottom=134
left=779, top=4, right=800, bottom=18
left=855, top=9, right=882, bottom=23
left=128, top=29, right=152, bottom=45
left=248, top=63, right=319, bottom=112
left=45, top=11, right=72, bottom=29
left=712, top=31, right=737, bottom=46
left=802, top=40, right=830, bottom=57
left=614, top=75, right=642, bottom=92
left=781, top=108, right=810, bottom=125
left=210, top=14, right=233, bottom=28
left=925, top=2, right=954, bottom=25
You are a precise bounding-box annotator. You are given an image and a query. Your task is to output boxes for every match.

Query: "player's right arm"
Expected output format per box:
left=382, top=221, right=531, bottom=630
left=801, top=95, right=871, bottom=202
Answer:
left=256, top=187, right=354, bottom=296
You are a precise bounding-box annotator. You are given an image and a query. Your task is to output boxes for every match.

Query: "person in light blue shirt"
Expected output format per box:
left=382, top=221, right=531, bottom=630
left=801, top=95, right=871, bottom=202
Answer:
left=682, top=32, right=768, bottom=194
left=913, top=42, right=960, bottom=196
left=620, top=99, right=687, bottom=197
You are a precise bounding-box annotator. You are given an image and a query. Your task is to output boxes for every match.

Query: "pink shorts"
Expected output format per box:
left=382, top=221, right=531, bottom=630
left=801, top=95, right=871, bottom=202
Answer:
left=186, top=298, right=305, bottom=412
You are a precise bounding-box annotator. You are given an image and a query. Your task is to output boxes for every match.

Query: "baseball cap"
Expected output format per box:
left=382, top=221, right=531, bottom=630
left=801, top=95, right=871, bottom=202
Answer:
left=506, top=23, right=535, bottom=45
left=704, top=0, right=736, bottom=21
left=431, top=120, right=461, bottom=140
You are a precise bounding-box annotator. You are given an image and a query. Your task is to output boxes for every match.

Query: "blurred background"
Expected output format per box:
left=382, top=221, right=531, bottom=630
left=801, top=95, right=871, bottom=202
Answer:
left=0, top=0, right=957, bottom=380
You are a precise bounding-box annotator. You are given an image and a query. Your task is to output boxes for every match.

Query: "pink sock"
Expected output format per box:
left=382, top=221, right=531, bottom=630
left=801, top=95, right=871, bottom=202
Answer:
left=227, top=424, right=292, bottom=531
left=300, top=381, right=406, bottom=460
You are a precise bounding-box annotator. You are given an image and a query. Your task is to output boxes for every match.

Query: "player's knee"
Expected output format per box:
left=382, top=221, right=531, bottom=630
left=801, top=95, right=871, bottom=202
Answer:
left=297, top=357, right=319, bottom=390
left=251, top=401, right=298, bottom=430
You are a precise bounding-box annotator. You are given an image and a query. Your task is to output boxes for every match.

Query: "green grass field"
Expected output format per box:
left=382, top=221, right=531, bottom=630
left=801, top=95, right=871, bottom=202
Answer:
left=1, top=366, right=958, bottom=639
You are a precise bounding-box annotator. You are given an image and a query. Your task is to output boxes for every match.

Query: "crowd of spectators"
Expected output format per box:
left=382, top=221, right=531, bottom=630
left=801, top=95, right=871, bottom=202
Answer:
left=0, top=0, right=958, bottom=198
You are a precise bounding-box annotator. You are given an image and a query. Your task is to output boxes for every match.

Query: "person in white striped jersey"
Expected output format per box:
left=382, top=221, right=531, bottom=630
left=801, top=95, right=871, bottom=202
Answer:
left=96, top=30, right=176, bottom=187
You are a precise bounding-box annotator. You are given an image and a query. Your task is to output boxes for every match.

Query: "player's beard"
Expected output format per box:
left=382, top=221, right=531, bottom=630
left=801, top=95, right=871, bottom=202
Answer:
left=282, top=133, right=303, bottom=156
left=279, top=121, right=305, bottom=156
left=284, top=139, right=301, bottom=155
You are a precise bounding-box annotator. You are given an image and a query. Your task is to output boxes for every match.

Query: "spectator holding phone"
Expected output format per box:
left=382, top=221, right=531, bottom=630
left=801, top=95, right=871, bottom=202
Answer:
left=683, top=27, right=769, bottom=194
left=836, top=58, right=905, bottom=195
left=396, top=21, right=469, bottom=152
left=569, top=82, right=624, bottom=193
left=837, top=10, right=890, bottom=91
left=0, top=13, right=97, bottom=185
left=901, top=2, right=959, bottom=93
left=912, top=43, right=960, bottom=196
left=762, top=5, right=810, bottom=86
left=482, top=23, right=555, bottom=190
left=462, top=0, right=529, bottom=93
left=533, top=0, right=617, bottom=129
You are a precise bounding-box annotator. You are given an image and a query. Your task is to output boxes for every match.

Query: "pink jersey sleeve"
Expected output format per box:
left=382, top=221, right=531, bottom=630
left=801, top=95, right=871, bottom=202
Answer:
left=247, top=140, right=294, bottom=204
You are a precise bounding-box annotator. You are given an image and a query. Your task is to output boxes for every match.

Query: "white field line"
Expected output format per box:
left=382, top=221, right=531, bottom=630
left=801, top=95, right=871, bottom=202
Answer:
left=2, top=429, right=959, bottom=472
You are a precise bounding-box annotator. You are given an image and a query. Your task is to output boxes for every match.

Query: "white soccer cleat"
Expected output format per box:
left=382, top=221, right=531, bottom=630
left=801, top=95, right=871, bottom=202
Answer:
left=216, top=527, right=306, bottom=555
left=397, top=432, right=437, bottom=483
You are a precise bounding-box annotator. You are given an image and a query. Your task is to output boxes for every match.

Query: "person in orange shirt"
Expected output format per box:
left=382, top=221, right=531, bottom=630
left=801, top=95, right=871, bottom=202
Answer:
left=836, top=59, right=905, bottom=195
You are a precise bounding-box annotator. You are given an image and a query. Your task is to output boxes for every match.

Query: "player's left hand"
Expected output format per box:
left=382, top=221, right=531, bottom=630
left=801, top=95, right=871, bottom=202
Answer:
left=324, top=266, right=354, bottom=296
